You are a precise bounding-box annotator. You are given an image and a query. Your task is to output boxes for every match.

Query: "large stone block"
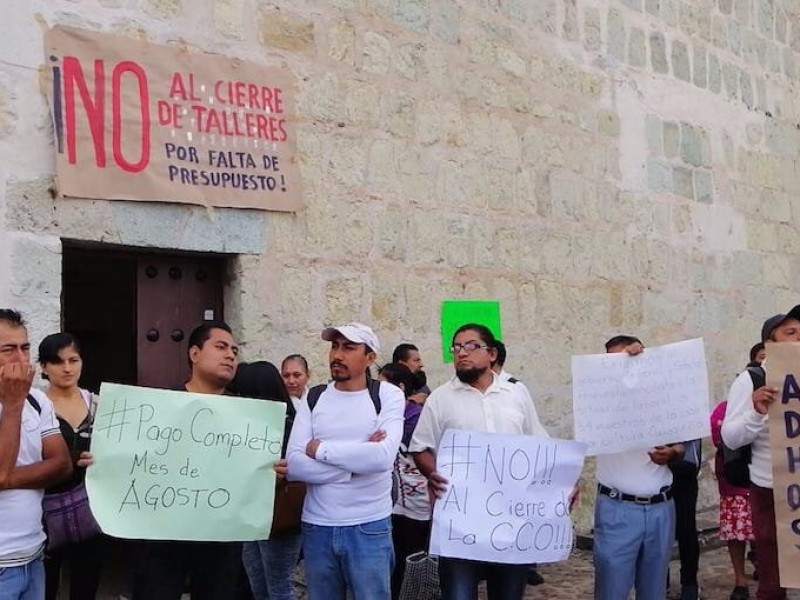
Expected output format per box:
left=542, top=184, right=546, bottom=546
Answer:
left=328, top=20, right=356, bottom=63
left=672, top=40, right=691, bottom=82
left=212, top=0, right=245, bottom=39
left=607, top=9, right=626, bottom=62
left=258, top=10, right=314, bottom=52
left=325, top=275, right=365, bottom=324
left=583, top=7, right=602, bottom=52
left=142, top=0, right=181, bottom=19
left=650, top=32, right=669, bottom=73
left=0, top=74, right=17, bottom=139
left=628, top=27, right=647, bottom=68
left=363, top=31, right=392, bottom=74
left=394, top=0, right=429, bottom=34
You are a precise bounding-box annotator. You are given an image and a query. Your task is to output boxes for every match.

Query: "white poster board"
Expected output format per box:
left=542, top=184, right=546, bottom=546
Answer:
left=430, top=429, right=586, bottom=564
left=572, top=338, right=710, bottom=456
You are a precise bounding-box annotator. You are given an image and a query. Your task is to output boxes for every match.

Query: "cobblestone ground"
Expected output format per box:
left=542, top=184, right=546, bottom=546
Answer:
left=288, top=543, right=800, bottom=600
left=92, top=540, right=800, bottom=599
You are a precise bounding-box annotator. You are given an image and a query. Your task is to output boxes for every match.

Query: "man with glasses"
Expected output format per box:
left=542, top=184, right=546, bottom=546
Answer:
left=410, top=323, right=548, bottom=600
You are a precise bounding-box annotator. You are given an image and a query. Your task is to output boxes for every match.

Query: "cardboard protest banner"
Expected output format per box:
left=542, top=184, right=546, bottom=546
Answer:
left=572, top=338, right=710, bottom=455
left=44, top=26, right=300, bottom=211
left=764, top=342, right=800, bottom=589
left=430, top=429, right=586, bottom=564
left=86, top=383, right=286, bottom=541
left=440, top=300, right=502, bottom=363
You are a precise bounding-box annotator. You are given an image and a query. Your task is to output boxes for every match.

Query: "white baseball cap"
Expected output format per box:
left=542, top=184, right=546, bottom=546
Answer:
left=321, top=322, right=380, bottom=353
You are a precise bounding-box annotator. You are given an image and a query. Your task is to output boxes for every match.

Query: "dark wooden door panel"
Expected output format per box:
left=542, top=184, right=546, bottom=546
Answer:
left=136, top=257, right=223, bottom=389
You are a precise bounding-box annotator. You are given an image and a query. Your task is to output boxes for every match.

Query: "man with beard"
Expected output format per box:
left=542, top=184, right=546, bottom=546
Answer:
left=286, top=323, right=404, bottom=599
left=392, top=343, right=430, bottom=404
left=410, top=323, right=549, bottom=600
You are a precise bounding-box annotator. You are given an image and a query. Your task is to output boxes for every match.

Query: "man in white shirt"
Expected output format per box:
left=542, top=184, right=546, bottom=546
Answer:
left=593, top=335, right=684, bottom=600
left=286, top=323, right=404, bottom=600
left=410, top=323, right=548, bottom=600
left=491, top=340, right=545, bottom=587
left=722, top=309, right=800, bottom=600
left=0, top=309, right=72, bottom=600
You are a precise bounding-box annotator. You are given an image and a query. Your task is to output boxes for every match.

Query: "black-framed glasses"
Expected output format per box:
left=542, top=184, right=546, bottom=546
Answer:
left=449, top=342, right=489, bottom=354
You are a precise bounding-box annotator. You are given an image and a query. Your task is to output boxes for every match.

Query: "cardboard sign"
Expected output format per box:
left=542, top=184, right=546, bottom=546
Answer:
left=44, top=26, right=301, bottom=211
left=572, top=339, right=710, bottom=455
left=440, top=301, right=502, bottom=363
left=86, top=383, right=286, bottom=541
left=764, top=342, right=800, bottom=589
left=430, top=429, right=586, bottom=564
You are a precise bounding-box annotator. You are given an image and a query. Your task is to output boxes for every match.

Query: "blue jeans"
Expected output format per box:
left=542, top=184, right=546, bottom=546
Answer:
left=0, top=557, right=45, bottom=600
left=593, top=493, right=675, bottom=600
left=302, top=518, right=393, bottom=600
left=242, top=533, right=302, bottom=600
left=439, top=557, right=528, bottom=600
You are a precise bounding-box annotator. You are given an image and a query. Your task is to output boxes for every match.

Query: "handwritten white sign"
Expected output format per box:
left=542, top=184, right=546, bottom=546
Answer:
left=571, top=338, right=710, bottom=456
left=430, top=429, right=586, bottom=564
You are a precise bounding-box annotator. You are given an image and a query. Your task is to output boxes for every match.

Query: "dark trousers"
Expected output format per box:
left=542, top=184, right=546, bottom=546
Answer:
left=750, top=485, right=787, bottom=600
left=439, top=557, right=528, bottom=600
left=44, top=535, right=102, bottom=600
left=672, top=469, right=700, bottom=586
left=131, top=540, right=242, bottom=600
left=390, top=514, right=431, bottom=600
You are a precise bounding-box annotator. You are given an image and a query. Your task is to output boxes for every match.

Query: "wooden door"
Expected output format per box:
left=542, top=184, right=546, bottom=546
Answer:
left=136, top=256, right=223, bottom=389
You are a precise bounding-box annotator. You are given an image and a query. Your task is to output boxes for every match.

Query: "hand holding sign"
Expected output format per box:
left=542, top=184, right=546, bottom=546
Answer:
left=430, top=430, right=586, bottom=565
left=86, top=383, right=286, bottom=542
left=764, top=342, right=800, bottom=588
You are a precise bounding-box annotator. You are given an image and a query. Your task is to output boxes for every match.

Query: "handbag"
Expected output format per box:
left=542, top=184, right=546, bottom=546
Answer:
left=398, top=551, right=441, bottom=600
left=42, top=482, right=101, bottom=551
left=270, top=479, right=306, bottom=537
left=722, top=443, right=752, bottom=487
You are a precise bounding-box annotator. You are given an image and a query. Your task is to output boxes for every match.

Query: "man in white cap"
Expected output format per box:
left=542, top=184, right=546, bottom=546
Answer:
left=286, top=323, right=405, bottom=600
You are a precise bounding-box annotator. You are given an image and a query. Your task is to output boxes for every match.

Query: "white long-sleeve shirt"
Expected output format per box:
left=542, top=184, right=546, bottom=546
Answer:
left=409, top=374, right=549, bottom=455
left=721, top=368, right=772, bottom=488
left=286, top=381, right=404, bottom=526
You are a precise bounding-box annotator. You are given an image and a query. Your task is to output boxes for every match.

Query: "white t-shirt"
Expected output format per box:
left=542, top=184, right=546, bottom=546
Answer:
left=0, top=388, right=60, bottom=565
left=409, top=374, right=549, bottom=455
left=498, top=369, right=537, bottom=407
left=286, top=382, right=405, bottom=526
left=721, top=368, right=772, bottom=488
left=595, top=449, right=673, bottom=496
left=290, top=388, right=309, bottom=413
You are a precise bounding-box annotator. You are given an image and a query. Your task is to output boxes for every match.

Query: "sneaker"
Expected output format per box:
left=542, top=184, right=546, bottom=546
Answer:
left=680, top=584, right=699, bottom=600
left=730, top=586, right=749, bottom=600
left=527, top=568, right=544, bottom=586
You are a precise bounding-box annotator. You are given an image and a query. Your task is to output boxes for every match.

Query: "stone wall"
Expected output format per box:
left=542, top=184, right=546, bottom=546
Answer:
left=2, top=0, right=800, bottom=530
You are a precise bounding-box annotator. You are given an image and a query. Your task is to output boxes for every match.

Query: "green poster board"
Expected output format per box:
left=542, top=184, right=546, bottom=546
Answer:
left=441, top=300, right=502, bottom=363
left=86, top=383, right=286, bottom=541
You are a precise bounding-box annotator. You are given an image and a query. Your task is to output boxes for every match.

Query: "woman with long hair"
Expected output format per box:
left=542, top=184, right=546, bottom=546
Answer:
left=228, top=361, right=301, bottom=600
left=38, top=333, right=101, bottom=600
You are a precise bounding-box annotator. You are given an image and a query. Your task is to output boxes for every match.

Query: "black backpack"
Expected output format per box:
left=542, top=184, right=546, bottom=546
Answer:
left=307, top=379, right=382, bottom=413
left=27, top=394, right=41, bottom=414
left=721, top=366, right=764, bottom=487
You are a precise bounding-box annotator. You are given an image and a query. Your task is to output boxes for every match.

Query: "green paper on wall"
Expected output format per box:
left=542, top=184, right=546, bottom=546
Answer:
left=86, top=383, right=286, bottom=541
left=441, top=300, right=503, bottom=363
